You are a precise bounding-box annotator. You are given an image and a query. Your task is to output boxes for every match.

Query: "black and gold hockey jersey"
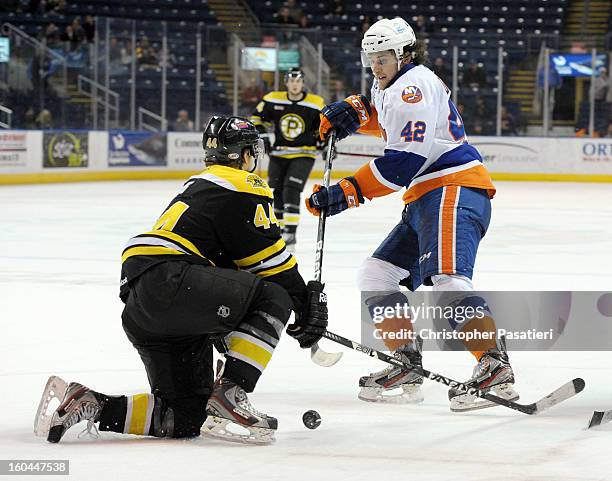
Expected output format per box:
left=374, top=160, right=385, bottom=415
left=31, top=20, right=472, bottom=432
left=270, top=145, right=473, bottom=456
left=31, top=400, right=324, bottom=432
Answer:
left=250, top=91, right=325, bottom=160
left=120, top=164, right=306, bottom=306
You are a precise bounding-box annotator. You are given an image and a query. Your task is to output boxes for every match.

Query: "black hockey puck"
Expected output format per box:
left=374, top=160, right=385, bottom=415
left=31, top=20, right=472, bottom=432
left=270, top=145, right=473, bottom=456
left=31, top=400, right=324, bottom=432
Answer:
left=302, top=410, right=321, bottom=430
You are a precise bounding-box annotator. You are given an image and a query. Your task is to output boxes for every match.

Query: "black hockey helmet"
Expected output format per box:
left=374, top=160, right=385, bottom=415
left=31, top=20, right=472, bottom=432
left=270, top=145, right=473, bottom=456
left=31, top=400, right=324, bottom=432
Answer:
left=284, top=67, right=305, bottom=83
left=202, top=115, right=264, bottom=171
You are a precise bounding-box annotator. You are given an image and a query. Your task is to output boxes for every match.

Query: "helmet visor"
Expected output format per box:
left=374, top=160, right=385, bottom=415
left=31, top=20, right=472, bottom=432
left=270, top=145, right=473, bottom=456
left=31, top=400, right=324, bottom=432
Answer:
left=360, top=50, right=397, bottom=68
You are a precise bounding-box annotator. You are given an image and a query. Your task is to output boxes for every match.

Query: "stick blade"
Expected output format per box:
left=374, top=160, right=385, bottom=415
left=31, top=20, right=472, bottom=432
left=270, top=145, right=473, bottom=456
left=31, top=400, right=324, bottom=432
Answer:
left=587, top=410, right=612, bottom=429
left=311, top=343, right=343, bottom=367
left=529, top=377, right=585, bottom=415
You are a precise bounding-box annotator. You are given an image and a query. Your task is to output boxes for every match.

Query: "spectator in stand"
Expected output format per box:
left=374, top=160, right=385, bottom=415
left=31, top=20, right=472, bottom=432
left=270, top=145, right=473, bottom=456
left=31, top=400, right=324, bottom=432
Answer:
left=595, top=67, right=609, bottom=102
left=501, top=106, right=518, bottom=136
left=60, top=25, right=81, bottom=51
left=139, top=47, right=158, bottom=68
left=471, top=121, right=484, bottom=136
left=456, top=102, right=466, bottom=118
left=242, top=77, right=264, bottom=112
left=23, top=108, right=37, bottom=129
left=433, top=57, right=449, bottom=85
left=173, top=109, right=194, bottom=132
left=35, top=109, right=52, bottom=129
left=414, top=15, right=433, bottom=36
left=474, top=95, right=490, bottom=116
left=356, top=16, right=372, bottom=46
left=463, top=60, right=487, bottom=89
left=276, top=6, right=298, bottom=25
left=83, top=15, right=96, bottom=43
left=43, top=23, right=61, bottom=48
left=360, top=16, right=372, bottom=33
left=326, top=0, right=345, bottom=15
left=158, top=47, right=176, bottom=69
left=331, top=79, right=346, bottom=102
left=71, top=18, right=85, bottom=43
left=299, top=13, right=309, bottom=28
left=284, top=0, right=303, bottom=23
left=121, top=40, right=133, bottom=66
left=108, top=37, right=122, bottom=68
left=47, top=0, right=66, bottom=15
left=471, top=95, right=492, bottom=133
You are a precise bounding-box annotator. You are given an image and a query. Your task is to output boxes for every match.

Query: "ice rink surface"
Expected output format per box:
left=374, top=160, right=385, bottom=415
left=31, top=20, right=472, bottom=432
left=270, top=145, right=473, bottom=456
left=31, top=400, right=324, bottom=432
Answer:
left=2, top=179, right=612, bottom=480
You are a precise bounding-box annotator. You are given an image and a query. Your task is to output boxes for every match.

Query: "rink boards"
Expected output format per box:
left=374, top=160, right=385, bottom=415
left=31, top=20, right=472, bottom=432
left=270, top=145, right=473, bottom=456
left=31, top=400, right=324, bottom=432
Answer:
left=1, top=130, right=611, bottom=184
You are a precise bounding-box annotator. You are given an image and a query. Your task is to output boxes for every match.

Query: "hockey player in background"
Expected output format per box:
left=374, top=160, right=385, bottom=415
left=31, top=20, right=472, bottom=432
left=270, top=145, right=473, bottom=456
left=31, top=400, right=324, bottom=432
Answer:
left=250, top=67, right=325, bottom=250
left=306, top=17, right=517, bottom=411
left=35, top=116, right=328, bottom=445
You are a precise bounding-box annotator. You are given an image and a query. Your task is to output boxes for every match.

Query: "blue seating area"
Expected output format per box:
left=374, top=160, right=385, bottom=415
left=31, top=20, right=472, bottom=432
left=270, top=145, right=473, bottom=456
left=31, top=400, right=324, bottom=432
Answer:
left=66, top=0, right=216, bottom=22
left=252, top=0, right=566, bottom=33
left=2, top=0, right=228, bottom=129
left=249, top=0, right=569, bottom=134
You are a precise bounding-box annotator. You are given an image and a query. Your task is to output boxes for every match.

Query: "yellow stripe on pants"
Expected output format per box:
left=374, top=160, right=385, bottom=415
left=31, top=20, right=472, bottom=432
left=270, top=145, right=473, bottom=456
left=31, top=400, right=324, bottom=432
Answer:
left=228, top=337, right=273, bottom=370
left=128, top=394, right=150, bottom=435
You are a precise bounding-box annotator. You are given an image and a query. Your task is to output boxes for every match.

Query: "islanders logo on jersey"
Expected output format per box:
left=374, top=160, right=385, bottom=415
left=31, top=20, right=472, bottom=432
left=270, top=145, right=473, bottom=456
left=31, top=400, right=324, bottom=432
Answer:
left=401, top=86, right=423, bottom=104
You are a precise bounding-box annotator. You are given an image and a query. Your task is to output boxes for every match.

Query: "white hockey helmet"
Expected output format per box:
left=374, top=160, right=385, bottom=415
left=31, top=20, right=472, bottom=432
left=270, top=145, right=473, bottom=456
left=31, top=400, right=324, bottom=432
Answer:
left=361, top=17, right=417, bottom=67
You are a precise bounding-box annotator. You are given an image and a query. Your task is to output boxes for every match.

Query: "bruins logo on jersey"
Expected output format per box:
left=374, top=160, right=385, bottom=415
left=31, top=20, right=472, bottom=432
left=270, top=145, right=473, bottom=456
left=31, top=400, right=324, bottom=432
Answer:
left=246, top=174, right=268, bottom=189
left=280, top=113, right=306, bottom=140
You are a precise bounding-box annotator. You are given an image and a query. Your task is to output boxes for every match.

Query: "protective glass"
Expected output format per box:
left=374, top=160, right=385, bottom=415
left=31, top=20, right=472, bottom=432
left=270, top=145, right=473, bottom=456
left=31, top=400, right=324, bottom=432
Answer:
left=361, top=51, right=397, bottom=68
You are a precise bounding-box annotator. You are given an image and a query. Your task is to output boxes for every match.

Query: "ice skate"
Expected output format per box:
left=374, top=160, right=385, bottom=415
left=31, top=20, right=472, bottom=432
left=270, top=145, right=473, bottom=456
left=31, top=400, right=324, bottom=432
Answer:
left=282, top=231, right=296, bottom=253
left=449, top=339, right=519, bottom=412
left=34, top=376, right=68, bottom=437
left=43, top=380, right=106, bottom=443
left=202, top=377, right=277, bottom=445
left=358, top=339, right=424, bottom=404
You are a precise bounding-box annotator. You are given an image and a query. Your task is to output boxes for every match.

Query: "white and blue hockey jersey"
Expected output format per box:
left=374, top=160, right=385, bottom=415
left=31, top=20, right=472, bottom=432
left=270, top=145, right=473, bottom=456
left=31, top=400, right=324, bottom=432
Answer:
left=353, top=63, right=496, bottom=203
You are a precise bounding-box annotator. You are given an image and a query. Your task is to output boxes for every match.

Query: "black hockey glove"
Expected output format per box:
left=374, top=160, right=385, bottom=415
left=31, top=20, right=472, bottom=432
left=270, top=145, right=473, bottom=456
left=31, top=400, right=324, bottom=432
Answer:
left=287, top=281, right=328, bottom=349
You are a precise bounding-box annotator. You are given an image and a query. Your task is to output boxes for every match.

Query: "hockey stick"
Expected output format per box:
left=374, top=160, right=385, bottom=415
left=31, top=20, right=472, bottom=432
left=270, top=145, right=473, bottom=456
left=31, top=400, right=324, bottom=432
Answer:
left=587, top=410, right=612, bottom=429
left=336, top=151, right=381, bottom=158
left=321, top=330, right=585, bottom=415
left=310, top=130, right=343, bottom=367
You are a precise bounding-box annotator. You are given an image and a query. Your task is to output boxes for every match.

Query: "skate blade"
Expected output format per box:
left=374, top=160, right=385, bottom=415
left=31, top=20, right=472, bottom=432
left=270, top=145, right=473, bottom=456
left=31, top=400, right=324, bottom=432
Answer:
left=201, top=416, right=275, bottom=445
left=358, top=384, right=424, bottom=405
left=450, top=383, right=519, bottom=412
left=34, top=376, right=68, bottom=437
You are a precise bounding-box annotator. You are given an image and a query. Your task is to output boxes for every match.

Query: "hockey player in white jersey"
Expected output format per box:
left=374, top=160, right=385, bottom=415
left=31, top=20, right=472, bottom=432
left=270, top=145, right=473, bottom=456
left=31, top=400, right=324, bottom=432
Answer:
left=306, top=17, right=518, bottom=411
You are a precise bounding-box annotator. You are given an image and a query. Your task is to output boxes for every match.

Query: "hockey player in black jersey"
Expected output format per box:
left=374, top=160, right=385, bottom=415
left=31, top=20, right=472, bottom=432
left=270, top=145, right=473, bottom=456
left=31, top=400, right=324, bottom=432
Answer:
left=34, top=116, right=328, bottom=445
left=250, top=67, right=325, bottom=250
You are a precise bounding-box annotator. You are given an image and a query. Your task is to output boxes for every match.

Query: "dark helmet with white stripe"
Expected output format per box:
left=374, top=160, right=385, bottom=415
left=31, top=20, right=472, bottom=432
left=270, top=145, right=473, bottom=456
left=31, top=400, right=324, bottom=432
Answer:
left=284, top=67, right=304, bottom=83
left=202, top=115, right=264, bottom=172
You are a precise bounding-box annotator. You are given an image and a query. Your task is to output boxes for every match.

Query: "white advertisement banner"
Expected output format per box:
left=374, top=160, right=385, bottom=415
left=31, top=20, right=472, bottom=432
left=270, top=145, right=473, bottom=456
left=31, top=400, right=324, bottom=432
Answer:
left=167, top=132, right=205, bottom=170
left=570, top=139, right=612, bottom=174
left=0, top=131, right=28, bottom=168
left=338, top=135, right=612, bottom=177
left=1, top=131, right=611, bottom=182
left=0, top=130, right=42, bottom=172
left=470, top=137, right=545, bottom=173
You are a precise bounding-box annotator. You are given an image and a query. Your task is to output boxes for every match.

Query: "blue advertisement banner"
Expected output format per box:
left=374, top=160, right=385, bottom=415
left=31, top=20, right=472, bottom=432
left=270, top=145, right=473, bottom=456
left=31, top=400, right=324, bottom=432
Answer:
left=550, top=53, right=607, bottom=77
left=108, top=131, right=167, bottom=167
